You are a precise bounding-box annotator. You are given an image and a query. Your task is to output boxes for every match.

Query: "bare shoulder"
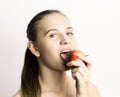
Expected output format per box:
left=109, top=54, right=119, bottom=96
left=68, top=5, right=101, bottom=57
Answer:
left=88, top=82, right=102, bottom=97
left=12, top=91, right=21, bottom=97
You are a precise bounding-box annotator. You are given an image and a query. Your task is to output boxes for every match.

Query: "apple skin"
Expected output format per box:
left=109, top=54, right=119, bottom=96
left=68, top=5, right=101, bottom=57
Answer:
left=69, top=50, right=86, bottom=61
left=66, top=50, right=87, bottom=68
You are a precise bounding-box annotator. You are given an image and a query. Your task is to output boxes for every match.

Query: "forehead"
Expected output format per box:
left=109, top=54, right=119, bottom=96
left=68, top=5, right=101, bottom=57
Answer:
left=38, top=13, right=71, bottom=31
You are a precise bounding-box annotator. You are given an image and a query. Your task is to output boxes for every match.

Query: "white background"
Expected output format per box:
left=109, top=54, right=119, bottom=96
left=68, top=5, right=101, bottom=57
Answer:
left=0, top=0, right=120, bottom=97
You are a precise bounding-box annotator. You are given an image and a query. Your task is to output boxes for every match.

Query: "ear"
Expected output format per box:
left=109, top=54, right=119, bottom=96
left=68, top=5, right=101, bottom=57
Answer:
left=27, top=41, right=40, bottom=57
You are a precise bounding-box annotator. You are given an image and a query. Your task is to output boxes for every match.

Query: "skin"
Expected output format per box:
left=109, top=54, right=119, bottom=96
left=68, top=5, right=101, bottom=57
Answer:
left=13, top=13, right=101, bottom=97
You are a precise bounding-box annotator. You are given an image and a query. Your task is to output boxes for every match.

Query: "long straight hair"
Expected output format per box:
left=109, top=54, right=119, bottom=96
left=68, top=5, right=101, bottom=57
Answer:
left=21, top=10, right=66, bottom=97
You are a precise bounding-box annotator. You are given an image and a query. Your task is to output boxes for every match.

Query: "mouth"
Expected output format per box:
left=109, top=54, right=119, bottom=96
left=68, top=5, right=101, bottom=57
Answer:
left=60, top=49, right=71, bottom=63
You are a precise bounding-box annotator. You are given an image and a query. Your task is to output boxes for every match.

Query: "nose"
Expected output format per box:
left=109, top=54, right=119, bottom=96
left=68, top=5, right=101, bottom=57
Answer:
left=60, top=35, right=70, bottom=45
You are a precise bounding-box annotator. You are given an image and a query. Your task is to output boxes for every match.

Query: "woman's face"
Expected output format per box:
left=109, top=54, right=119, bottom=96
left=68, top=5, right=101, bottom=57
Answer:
left=36, top=13, right=77, bottom=71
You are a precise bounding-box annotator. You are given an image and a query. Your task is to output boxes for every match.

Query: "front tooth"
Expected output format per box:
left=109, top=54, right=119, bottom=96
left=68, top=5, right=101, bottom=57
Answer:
left=62, top=50, right=70, bottom=53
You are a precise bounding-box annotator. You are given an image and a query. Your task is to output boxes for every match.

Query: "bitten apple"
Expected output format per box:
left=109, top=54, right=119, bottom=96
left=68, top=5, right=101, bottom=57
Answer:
left=68, top=50, right=86, bottom=61
left=60, top=50, right=87, bottom=66
left=66, top=50, right=87, bottom=68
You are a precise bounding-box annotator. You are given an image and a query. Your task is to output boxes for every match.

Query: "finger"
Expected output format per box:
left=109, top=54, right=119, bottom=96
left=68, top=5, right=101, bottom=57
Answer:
left=77, top=56, right=92, bottom=70
left=66, top=60, right=84, bottom=67
left=72, top=67, right=89, bottom=77
left=77, top=60, right=90, bottom=73
left=72, top=71, right=84, bottom=83
left=78, top=67, right=90, bottom=81
left=71, top=67, right=90, bottom=82
left=76, top=72, right=84, bottom=82
left=67, top=60, right=89, bottom=73
left=71, top=67, right=80, bottom=73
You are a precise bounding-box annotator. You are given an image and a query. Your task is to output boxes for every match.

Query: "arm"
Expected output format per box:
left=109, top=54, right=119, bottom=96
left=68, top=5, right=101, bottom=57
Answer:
left=66, top=55, right=101, bottom=97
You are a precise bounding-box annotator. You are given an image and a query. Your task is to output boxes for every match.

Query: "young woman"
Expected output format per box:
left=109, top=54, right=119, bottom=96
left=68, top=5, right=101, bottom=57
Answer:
left=13, top=9, right=101, bottom=97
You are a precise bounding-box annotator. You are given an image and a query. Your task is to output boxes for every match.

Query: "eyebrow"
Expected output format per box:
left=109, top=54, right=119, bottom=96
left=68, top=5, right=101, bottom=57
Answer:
left=45, top=26, right=73, bottom=35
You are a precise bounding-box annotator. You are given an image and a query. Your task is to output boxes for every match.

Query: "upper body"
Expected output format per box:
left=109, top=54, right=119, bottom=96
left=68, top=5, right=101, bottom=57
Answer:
left=13, top=10, right=101, bottom=97
left=13, top=78, right=101, bottom=97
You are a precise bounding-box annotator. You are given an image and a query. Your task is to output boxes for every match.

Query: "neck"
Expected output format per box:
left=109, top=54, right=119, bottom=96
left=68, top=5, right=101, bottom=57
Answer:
left=38, top=64, right=68, bottom=92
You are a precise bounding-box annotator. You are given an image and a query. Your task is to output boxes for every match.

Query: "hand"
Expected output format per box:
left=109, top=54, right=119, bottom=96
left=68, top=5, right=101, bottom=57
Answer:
left=66, top=55, right=92, bottom=97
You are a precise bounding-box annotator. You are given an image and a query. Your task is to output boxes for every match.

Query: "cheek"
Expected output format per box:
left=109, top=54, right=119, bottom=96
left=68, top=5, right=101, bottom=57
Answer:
left=37, top=40, right=58, bottom=55
left=71, top=38, right=77, bottom=48
left=38, top=45, right=58, bottom=65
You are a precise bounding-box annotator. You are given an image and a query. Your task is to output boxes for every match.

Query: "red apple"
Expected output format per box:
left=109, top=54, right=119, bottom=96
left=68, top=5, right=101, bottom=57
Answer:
left=60, top=50, right=86, bottom=65
left=69, top=50, right=86, bottom=61
left=67, top=50, right=87, bottom=68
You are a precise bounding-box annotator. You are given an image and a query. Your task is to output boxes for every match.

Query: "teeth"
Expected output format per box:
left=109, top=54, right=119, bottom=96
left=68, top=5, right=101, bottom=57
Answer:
left=61, top=50, right=70, bottom=53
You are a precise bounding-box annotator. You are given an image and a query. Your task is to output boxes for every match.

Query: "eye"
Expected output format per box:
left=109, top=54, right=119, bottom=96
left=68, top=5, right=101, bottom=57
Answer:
left=49, top=33, right=57, bottom=38
left=66, top=32, right=74, bottom=36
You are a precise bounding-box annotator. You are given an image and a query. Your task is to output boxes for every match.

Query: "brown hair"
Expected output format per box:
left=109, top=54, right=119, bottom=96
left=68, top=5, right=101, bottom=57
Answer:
left=21, top=9, right=65, bottom=97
